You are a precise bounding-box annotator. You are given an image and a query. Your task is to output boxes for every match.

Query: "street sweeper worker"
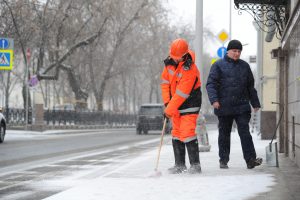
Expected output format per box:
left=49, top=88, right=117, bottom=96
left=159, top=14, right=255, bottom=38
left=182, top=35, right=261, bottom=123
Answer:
left=161, top=38, right=202, bottom=174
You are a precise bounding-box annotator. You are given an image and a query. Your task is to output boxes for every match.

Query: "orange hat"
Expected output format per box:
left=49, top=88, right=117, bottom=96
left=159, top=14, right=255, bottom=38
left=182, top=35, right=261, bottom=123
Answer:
left=169, top=38, right=188, bottom=60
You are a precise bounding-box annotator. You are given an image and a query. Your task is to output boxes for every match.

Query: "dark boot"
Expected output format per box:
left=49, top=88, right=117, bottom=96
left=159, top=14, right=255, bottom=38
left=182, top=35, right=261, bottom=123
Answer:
left=247, top=157, right=263, bottom=169
left=219, top=160, right=229, bottom=169
left=168, top=139, right=187, bottom=174
left=186, top=139, right=201, bottom=174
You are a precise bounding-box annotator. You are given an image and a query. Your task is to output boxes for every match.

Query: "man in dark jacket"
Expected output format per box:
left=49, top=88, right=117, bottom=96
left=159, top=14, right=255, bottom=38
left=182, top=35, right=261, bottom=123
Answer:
left=206, top=39, right=262, bottom=169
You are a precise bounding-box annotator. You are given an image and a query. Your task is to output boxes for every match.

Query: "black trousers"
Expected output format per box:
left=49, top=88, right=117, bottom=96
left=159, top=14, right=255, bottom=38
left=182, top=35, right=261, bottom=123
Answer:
left=218, top=112, right=256, bottom=163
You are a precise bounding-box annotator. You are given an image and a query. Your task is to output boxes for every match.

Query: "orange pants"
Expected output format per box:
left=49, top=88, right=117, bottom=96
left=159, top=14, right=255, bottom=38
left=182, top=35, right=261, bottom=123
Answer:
left=171, top=114, right=198, bottom=142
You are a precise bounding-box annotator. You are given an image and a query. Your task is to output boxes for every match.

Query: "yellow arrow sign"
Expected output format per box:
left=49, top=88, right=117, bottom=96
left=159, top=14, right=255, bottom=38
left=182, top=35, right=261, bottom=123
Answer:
left=211, top=58, right=218, bottom=65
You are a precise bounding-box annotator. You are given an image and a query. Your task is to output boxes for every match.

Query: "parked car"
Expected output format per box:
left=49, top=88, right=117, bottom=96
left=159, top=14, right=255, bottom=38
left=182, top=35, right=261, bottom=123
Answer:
left=0, top=109, right=6, bottom=143
left=136, top=104, right=171, bottom=135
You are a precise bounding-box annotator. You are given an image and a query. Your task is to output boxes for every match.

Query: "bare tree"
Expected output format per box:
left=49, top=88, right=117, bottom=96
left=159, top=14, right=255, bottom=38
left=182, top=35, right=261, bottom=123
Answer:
left=0, top=0, right=38, bottom=109
left=89, top=0, right=149, bottom=111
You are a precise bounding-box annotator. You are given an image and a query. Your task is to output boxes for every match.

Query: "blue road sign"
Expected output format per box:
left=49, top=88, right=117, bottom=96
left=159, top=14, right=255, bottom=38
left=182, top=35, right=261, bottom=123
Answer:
left=0, top=38, right=9, bottom=49
left=0, top=49, right=14, bottom=70
left=0, top=52, right=10, bottom=66
left=217, top=47, right=227, bottom=58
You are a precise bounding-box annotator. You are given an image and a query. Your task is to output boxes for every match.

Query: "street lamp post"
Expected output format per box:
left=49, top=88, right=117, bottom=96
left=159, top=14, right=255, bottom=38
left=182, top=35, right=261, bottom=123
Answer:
left=195, top=0, right=203, bottom=74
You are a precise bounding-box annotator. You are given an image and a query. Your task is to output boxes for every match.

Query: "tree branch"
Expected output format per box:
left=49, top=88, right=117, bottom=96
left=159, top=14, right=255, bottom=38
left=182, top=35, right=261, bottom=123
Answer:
left=38, top=16, right=108, bottom=78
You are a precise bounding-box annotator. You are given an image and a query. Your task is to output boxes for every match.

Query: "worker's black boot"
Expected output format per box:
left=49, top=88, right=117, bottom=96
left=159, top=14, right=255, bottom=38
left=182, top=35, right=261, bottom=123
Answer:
left=168, top=139, right=187, bottom=174
left=186, top=139, right=201, bottom=174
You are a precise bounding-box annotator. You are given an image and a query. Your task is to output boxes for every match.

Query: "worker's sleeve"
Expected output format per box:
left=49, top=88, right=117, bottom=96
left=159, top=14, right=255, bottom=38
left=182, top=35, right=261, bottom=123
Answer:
left=161, top=67, right=171, bottom=105
left=206, top=63, right=220, bottom=105
left=165, top=69, right=196, bottom=116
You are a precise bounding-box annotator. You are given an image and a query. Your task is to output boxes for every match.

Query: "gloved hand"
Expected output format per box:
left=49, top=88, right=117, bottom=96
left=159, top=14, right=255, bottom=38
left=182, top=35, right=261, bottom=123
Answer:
left=164, top=112, right=171, bottom=119
left=163, top=113, right=170, bottom=123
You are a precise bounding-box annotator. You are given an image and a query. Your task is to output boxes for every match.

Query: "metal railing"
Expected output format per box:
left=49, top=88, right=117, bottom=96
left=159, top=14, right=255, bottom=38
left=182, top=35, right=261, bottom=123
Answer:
left=4, top=108, right=136, bottom=127
left=44, top=109, right=136, bottom=126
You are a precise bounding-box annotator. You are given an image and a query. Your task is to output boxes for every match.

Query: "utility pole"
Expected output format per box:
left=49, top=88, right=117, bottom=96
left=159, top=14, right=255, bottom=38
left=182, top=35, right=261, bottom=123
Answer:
left=229, top=0, right=232, bottom=40
left=195, top=0, right=203, bottom=74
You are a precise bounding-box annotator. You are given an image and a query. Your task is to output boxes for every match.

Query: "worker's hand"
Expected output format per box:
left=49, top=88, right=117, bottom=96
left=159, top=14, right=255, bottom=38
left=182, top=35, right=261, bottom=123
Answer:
left=164, top=112, right=172, bottom=119
left=253, top=107, right=260, bottom=112
left=212, top=101, right=220, bottom=109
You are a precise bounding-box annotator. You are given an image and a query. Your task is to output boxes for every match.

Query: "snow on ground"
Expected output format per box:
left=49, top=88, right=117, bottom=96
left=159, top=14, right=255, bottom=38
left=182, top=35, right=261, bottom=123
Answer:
left=42, top=128, right=276, bottom=200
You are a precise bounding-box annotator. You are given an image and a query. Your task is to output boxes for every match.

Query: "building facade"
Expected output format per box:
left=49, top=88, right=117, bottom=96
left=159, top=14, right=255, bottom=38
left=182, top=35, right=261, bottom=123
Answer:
left=280, top=0, right=300, bottom=167
left=235, top=0, right=300, bottom=168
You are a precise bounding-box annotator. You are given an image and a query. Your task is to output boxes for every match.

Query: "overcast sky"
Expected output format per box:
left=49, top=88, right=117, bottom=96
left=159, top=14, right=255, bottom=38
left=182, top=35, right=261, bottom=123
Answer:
left=163, top=0, right=257, bottom=58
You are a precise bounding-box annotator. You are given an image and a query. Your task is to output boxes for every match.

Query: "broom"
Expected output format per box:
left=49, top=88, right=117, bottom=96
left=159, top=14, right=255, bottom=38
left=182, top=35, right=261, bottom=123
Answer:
left=150, top=118, right=167, bottom=177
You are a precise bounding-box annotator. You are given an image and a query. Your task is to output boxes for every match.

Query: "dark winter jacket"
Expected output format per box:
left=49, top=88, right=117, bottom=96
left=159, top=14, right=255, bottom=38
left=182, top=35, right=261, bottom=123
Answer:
left=206, top=54, right=261, bottom=116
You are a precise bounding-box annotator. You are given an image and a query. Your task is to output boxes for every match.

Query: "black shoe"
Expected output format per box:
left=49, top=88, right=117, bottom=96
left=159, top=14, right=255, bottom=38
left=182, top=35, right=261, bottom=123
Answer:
left=247, top=157, right=263, bottom=169
left=168, top=165, right=187, bottom=174
left=188, top=164, right=202, bottom=174
left=219, top=161, right=229, bottom=169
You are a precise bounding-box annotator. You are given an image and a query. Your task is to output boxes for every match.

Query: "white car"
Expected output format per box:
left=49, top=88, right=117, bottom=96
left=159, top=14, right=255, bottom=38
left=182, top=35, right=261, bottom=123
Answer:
left=0, top=112, right=6, bottom=143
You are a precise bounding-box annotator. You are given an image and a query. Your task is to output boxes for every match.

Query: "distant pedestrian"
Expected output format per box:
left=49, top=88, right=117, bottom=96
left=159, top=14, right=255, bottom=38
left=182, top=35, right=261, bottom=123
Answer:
left=161, top=38, right=202, bottom=174
left=206, top=39, right=262, bottom=169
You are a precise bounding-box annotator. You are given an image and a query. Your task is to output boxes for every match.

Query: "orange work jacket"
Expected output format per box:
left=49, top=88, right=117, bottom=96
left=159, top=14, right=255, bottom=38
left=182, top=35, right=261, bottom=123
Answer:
left=161, top=50, right=202, bottom=117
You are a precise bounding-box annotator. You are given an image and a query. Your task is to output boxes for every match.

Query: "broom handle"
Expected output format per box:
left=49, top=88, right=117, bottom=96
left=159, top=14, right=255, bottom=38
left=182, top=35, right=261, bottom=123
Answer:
left=155, top=118, right=167, bottom=171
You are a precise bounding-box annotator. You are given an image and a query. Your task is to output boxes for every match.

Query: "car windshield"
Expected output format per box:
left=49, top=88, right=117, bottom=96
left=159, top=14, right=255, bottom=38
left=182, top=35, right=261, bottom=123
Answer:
left=139, top=106, right=163, bottom=115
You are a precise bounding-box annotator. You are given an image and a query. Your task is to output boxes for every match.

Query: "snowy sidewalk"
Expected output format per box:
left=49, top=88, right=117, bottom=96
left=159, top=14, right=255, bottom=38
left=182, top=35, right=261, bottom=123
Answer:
left=42, top=126, right=283, bottom=200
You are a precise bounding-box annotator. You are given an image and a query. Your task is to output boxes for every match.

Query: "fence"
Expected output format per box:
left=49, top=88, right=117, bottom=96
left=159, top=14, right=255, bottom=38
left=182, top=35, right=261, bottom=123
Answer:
left=4, top=108, right=136, bottom=127
left=4, top=108, right=32, bottom=125
left=44, top=110, right=136, bottom=126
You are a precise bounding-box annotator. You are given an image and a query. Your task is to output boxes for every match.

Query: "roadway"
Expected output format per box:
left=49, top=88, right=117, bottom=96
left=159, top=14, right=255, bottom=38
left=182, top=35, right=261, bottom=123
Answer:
left=0, top=128, right=166, bottom=200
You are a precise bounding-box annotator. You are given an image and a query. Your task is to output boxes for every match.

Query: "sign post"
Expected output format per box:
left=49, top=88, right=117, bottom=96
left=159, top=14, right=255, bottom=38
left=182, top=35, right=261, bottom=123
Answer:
left=215, top=30, right=230, bottom=59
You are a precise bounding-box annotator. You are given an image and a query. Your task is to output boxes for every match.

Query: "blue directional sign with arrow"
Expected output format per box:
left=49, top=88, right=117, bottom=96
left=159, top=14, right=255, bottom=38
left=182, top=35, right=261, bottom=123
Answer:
left=0, top=38, right=9, bottom=49
left=217, top=47, right=227, bottom=58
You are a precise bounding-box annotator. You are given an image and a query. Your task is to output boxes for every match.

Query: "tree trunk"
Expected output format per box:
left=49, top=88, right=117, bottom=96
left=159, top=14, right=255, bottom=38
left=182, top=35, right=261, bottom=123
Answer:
left=149, top=79, right=155, bottom=103
left=155, top=83, right=160, bottom=103
left=63, top=65, right=88, bottom=110
left=95, top=85, right=105, bottom=111
left=121, top=74, right=128, bottom=113
left=22, top=84, right=32, bottom=110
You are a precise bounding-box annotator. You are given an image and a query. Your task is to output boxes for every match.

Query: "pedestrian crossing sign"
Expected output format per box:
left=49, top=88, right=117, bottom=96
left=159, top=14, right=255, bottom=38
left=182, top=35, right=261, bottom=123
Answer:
left=0, top=49, right=13, bottom=70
